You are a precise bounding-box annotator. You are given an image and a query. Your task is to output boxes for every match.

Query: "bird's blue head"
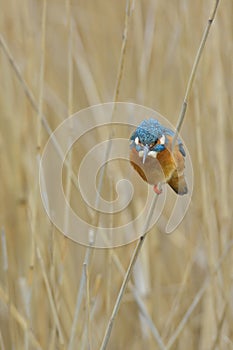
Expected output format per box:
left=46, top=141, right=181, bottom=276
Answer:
left=130, top=119, right=166, bottom=164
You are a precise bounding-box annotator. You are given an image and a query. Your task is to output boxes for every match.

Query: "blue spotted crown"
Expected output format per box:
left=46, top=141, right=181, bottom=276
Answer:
left=130, top=119, right=164, bottom=145
left=130, top=118, right=186, bottom=156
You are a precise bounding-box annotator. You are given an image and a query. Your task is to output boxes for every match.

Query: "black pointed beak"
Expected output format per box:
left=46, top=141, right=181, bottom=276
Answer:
left=142, top=145, right=149, bottom=164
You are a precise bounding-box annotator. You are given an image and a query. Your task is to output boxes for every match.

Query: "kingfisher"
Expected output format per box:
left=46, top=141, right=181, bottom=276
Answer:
left=129, top=118, right=188, bottom=195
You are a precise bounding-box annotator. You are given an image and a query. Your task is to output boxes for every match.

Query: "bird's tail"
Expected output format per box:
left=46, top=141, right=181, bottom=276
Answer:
left=168, top=171, right=188, bottom=195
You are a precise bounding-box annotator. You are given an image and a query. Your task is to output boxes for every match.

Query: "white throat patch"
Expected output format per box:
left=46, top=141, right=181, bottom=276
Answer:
left=139, top=150, right=157, bottom=159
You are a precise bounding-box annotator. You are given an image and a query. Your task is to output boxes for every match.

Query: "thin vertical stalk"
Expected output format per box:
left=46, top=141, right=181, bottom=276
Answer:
left=36, top=247, right=64, bottom=345
left=37, top=0, right=47, bottom=151
left=172, top=0, right=220, bottom=149
left=100, top=195, right=160, bottom=350
left=84, top=263, right=92, bottom=350
left=30, top=0, right=47, bottom=272
left=100, top=1, right=220, bottom=348
left=68, top=2, right=135, bottom=348
left=113, top=0, right=135, bottom=103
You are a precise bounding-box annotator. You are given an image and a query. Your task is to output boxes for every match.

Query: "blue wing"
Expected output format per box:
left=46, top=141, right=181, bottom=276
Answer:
left=164, top=128, right=186, bottom=157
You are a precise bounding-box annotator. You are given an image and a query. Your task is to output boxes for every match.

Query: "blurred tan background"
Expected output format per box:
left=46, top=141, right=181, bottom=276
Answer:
left=0, top=0, right=232, bottom=349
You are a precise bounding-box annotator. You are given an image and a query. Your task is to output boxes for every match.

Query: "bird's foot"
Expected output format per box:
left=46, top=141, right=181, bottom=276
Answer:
left=153, top=184, right=162, bottom=195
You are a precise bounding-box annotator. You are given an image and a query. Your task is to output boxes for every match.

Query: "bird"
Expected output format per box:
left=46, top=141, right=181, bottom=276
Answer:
left=129, top=118, right=188, bottom=195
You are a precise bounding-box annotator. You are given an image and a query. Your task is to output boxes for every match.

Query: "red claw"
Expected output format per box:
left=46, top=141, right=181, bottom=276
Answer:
left=153, top=184, right=162, bottom=195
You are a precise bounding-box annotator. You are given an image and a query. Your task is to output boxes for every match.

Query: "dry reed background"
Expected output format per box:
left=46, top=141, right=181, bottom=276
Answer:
left=0, top=0, right=233, bottom=349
